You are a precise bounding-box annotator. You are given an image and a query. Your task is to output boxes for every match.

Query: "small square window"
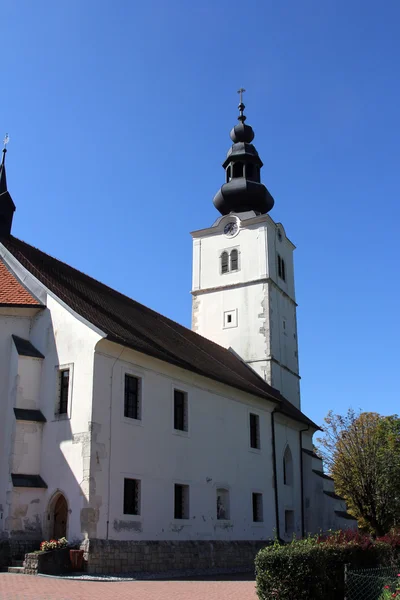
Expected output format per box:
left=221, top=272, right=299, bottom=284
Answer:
left=174, top=389, right=188, bottom=432
left=249, top=413, right=260, bottom=449
left=124, top=374, right=141, bottom=420
left=223, top=309, right=238, bottom=329
left=217, top=488, right=230, bottom=520
left=58, top=369, right=70, bottom=414
left=174, top=484, right=189, bottom=519
left=123, top=478, right=141, bottom=515
left=252, top=493, right=263, bottom=522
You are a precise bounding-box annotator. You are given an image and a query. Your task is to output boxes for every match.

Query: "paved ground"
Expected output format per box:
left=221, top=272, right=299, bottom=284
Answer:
left=0, top=572, right=258, bottom=599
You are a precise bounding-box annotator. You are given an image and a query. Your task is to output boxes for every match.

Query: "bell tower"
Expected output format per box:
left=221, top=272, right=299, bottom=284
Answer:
left=191, top=93, right=301, bottom=409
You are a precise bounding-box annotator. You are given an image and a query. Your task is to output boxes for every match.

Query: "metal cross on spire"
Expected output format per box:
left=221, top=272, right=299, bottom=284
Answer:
left=237, top=88, right=246, bottom=104
left=1, top=133, right=9, bottom=166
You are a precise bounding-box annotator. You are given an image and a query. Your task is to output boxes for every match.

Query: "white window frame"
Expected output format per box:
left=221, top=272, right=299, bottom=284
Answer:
left=54, top=363, right=74, bottom=420
left=223, top=309, right=238, bottom=329
left=219, top=247, right=241, bottom=275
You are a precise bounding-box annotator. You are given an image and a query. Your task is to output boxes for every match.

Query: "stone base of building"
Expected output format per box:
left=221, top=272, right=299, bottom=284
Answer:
left=0, top=538, right=41, bottom=569
left=80, top=539, right=269, bottom=574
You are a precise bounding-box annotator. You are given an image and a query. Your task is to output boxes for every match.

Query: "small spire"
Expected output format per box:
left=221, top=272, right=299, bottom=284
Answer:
left=237, top=88, right=246, bottom=123
left=0, top=133, right=9, bottom=194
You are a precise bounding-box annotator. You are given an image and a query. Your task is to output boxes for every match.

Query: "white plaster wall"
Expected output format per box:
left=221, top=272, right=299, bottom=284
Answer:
left=16, top=357, right=42, bottom=409
left=274, top=416, right=303, bottom=541
left=11, top=422, right=43, bottom=475
left=92, top=340, right=278, bottom=542
left=0, top=312, right=33, bottom=534
left=28, top=296, right=103, bottom=541
left=191, top=213, right=300, bottom=408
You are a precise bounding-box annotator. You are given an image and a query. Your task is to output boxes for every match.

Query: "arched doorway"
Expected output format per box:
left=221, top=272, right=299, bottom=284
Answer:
left=49, top=493, right=68, bottom=539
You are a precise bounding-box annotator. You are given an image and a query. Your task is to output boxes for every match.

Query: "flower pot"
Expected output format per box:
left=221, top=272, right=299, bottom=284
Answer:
left=69, top=549, right=84, bottom=571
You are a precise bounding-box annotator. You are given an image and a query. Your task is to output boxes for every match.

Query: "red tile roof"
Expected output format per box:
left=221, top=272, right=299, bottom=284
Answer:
left=0, top=258, right=40, bottom=306
left=2, top=235, right=318, bottom=429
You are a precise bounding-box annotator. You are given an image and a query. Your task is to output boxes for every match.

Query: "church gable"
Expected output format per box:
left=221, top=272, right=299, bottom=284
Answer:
left=0, top=258, right=40, bottom=307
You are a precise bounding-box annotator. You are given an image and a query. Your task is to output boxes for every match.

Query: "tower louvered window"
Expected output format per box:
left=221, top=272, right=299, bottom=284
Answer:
left=221, top=251, right=229, bottom=274
left=230, top=249, right=238, bottom=271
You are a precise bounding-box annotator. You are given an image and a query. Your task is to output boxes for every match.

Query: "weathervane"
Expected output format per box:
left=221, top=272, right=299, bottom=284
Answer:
left=3, top=133, right=9, bottom=149
left=237, top=89, right=246, bottom=122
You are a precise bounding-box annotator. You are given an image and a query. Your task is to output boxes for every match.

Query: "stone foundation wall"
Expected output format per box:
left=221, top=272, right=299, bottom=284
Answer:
left=24, top=548, right=71, bottom=576
left=0, top=539, right=40, bottom=569
left=82, top=539, right=269, bottom=574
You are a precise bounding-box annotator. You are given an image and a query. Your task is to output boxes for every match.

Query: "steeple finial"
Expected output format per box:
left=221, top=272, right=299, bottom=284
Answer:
left=237, top=88, right=246, bottom=123
left=2, top=133, right=9, bottom=166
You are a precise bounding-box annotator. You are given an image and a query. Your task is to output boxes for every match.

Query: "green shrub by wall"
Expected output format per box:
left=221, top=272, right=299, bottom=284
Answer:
left=255, top=531, right=397, bottom=600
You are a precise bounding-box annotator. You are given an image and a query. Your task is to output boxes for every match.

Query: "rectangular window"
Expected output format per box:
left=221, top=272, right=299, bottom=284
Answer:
left=59, top=369, right=70, bottom=414
left=174, top=484, right=189, bottom=519
left=277, top=254, right=286, bottom=282
left=123, top=478, right=141, bottom=515
left=285, top=510, right=294, bottom=536
left=124, top=374, right=141, bottom=420
left=249, top=413, right=260, bottom=449
left=252, top=493, right=263, bottom=522
left=174, top=389, right=188, bottom=432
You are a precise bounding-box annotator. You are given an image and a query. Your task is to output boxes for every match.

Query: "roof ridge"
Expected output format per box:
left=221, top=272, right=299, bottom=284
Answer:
left=6, top=236, right=278, bottom=398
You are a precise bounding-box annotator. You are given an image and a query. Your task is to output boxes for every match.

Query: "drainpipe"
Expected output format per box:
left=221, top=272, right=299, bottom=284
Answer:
left=106, top=348, right=125, bottom=540
left=299, top=425, right=310, bottom=538
left=271, top=409, right=280, bottom=540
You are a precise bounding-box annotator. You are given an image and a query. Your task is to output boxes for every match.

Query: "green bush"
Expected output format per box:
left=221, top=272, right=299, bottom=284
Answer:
left=255, top=531, right=395, bottom=600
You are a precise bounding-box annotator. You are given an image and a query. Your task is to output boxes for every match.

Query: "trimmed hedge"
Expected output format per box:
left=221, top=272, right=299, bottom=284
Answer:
left=255, top=531, right=398, bottom=600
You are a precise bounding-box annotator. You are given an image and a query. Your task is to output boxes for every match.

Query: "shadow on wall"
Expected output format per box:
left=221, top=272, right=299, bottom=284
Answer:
left=5, top=307, right=97, bottom=555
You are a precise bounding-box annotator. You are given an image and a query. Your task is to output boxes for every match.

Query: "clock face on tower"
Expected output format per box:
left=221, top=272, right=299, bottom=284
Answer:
left=224, top=221, right=238, bottom=237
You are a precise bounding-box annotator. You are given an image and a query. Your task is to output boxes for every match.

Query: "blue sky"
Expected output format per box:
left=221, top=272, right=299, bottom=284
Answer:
left=3, top=1, right=400, bottom=426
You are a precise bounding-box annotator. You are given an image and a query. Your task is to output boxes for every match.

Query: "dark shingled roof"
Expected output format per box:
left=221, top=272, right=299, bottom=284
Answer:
left=335, top=510, right=357, bottom=521
left=12, top=335, right=45, bottom=359
left=302, top=448, right=322, bottom=460
left=324, top=490, right=345, bottom=501
left=2, top=235, right=318, bottom=429
left=313, top=469, right=334, bottom=481
left=11, top=474, right=47, bottom=488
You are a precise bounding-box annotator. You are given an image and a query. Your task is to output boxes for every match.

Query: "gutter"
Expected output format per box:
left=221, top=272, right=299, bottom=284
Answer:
left=271, top=409, right=280, bottom=540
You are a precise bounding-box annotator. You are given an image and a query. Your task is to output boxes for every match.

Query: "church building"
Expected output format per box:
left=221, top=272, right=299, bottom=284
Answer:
left=0, top=98, right=355, bottom=572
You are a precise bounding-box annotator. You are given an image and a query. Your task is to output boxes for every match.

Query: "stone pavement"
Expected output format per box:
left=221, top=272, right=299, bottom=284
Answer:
left=0, top=572, right=258, bottom=599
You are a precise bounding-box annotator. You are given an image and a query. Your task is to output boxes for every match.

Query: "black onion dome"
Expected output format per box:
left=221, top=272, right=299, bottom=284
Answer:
left=213, top=96, right=274, bottom=216
left=230, top=122, right=254, bottom=143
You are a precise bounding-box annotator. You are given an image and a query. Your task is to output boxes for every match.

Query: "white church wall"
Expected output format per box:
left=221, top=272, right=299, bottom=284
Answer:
left=193, top=281, right=269, bottom=365
left=191, top=213, right=300, bottom=409
left=274, top=415, right=303, bottom=541
left=28, top=296, right=103, bottom=542
left=15, top=356, right=42, bottom=409
left=91, top=339, right=277, bottom=542
left=11, top=422, right=43, bottom=475
left=0, top=313, right=33, bottom=535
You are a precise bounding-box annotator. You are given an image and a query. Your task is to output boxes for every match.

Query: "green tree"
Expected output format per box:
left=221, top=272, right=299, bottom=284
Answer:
left=316, top=409, right=400, bottom=536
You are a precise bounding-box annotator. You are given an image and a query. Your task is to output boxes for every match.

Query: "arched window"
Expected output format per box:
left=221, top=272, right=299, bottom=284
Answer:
left=230, top=249, right=238, bottom=271
left=217, top=488, right=230, bottom=520
left=226, top=165, right=231, bottom=183
left=283, top=446, right=293, bottom=486
left=232, top=162, right=243, bottom=178
left=221, top=251, right=229, bottom=274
